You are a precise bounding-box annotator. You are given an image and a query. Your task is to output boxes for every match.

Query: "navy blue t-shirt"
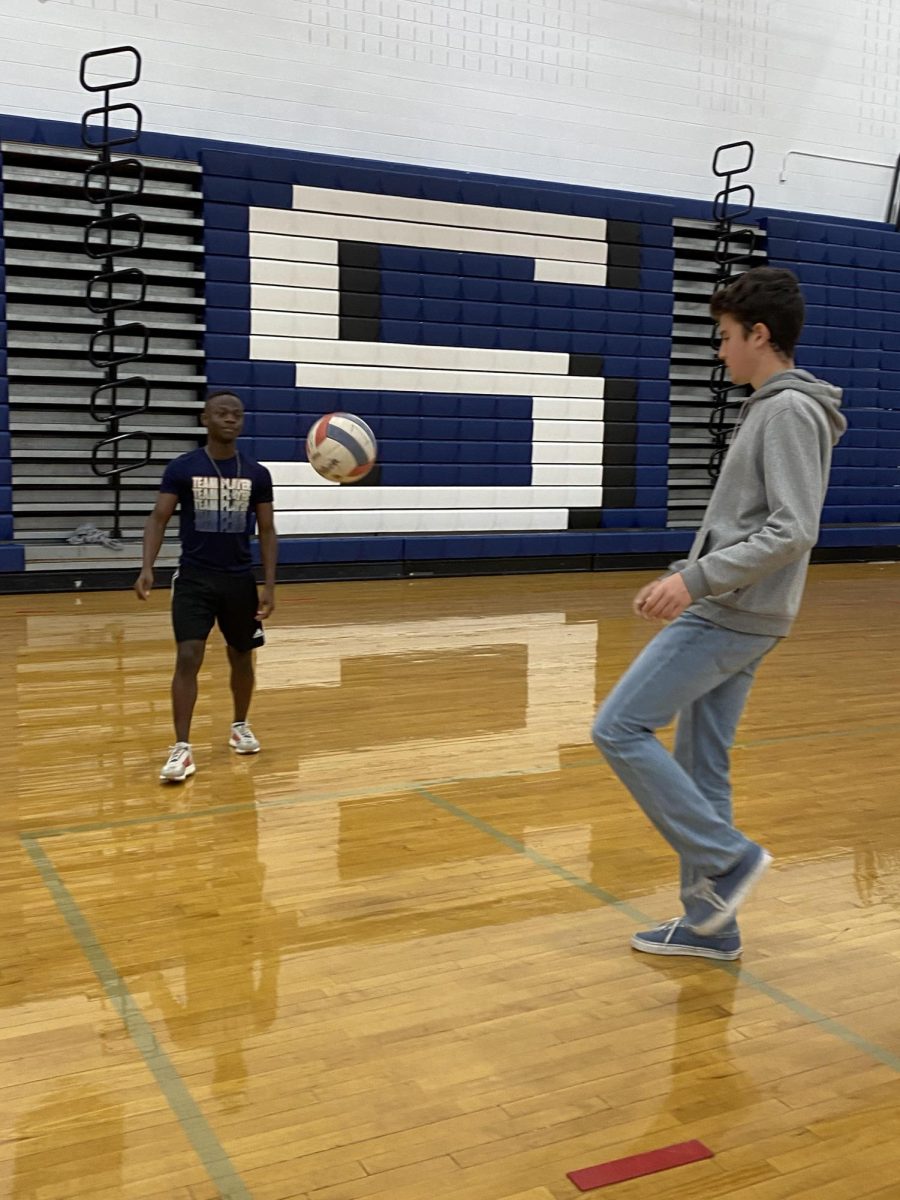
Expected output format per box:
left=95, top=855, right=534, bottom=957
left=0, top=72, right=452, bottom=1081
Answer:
left=160, top=448, right=274, bottom=574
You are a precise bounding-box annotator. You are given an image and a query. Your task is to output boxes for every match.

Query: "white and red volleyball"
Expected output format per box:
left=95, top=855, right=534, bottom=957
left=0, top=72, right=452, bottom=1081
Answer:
left=305, top=412, right=378, bottom=483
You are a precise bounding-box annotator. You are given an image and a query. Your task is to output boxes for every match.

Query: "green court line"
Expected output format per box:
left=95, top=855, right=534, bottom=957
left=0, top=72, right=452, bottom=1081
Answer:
left=23, top=778, right=443, bottom=840
left=23, top=765, right=582, bottom=842
left=25, top=715, right=899, bottom=842
left=21, top=835, right=253, bottom=1200
left=20, top=770, right=900, bottom=1200
left=414, top=786, right=900, bottom=1076
left=416, top=786, right=652, bottom=925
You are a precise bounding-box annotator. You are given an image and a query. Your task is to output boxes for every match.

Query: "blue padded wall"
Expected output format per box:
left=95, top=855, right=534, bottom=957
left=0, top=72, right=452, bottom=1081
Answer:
left=202, top=145, right=679, bottom=561
left=767, top=215, right=900, bottom=528
left=0, top=110, right=897, bottom=573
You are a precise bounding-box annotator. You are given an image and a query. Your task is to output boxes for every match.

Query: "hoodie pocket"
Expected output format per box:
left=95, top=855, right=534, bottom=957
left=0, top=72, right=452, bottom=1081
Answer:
left=713, top=563, right=808, bottom=622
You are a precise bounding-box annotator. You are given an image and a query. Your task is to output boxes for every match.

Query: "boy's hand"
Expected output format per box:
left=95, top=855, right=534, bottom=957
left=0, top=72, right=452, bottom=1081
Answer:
left=632, top=582, right=657, bottom=618
left=134, top=568, right=154, bottom=601
left=256, top=586, right=275, bottom=621
left=635, top=574, right=692, bottom=622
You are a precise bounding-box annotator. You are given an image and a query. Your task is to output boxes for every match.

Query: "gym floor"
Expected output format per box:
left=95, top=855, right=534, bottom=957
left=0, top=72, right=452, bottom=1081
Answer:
left=3, top=563, right=899, bottom=1199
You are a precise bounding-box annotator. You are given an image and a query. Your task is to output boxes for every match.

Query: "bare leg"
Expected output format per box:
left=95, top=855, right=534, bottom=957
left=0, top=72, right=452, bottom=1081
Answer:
left=227, top=646, right=255, bottom=724
left=172, top=639, right=206, bottom=742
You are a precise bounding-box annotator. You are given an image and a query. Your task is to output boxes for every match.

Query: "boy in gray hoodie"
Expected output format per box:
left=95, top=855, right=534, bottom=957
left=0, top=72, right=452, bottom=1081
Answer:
left=592, top=267, right=847, bottom=959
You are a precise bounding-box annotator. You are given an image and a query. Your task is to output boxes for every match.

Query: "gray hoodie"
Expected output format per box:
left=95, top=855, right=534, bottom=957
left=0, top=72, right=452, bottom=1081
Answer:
left=670, top=369, right=847, bottom=637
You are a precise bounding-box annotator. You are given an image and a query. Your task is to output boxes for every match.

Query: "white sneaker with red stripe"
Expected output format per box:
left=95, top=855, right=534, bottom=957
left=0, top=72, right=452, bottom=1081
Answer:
left=160, top=742, right=195, bottom=782
left=229, top=722, right=261, bottom=754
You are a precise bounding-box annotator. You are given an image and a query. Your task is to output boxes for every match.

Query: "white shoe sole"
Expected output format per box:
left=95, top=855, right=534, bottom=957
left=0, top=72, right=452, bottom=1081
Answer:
left=230, top=743, right=261, bottom=755
left=160, top=762, right=196, bottom=783
left=692, top=850, right=772, bottom=936
left=630, top=934, right=741, bottom=961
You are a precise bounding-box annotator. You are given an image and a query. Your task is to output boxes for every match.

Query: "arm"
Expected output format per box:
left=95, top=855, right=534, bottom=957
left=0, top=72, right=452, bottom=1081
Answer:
left=134, top=492, right=178, bottom=600
left=255, top=500, right=278, bottom=619
left=639, top=406, right=826, bottom=622
left=680, top=407, right=826, bottom=601
left=664, top=557, right=690, bottom=575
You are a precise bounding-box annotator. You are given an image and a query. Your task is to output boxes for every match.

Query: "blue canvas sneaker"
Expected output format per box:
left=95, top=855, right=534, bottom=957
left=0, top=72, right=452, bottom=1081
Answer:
left=684, top=843, right=772, bottom=935
left=631, top=917, right=742, bottom=960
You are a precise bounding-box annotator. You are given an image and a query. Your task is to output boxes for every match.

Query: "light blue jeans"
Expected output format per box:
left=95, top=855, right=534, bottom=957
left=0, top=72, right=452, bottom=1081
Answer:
left=591, top=611, right=779, bottom=932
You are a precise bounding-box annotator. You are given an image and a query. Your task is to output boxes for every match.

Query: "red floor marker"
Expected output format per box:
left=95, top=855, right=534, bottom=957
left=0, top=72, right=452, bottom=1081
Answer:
left=567, top=1139, right=714, bottom=1191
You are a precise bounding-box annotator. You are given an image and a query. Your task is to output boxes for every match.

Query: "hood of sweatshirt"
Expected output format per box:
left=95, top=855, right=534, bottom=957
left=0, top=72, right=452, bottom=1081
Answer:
left=740, top=368, right=847, bottom=445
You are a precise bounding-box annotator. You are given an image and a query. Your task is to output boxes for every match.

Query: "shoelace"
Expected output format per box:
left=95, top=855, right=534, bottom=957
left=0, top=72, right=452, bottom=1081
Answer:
left=166, top=745, right=190, bottom=763
left=684, top=878, right=730, bottom=912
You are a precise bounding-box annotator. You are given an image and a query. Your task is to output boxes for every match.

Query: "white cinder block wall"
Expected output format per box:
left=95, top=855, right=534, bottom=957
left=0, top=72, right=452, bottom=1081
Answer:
left=1, top=0, right=899, bottom=220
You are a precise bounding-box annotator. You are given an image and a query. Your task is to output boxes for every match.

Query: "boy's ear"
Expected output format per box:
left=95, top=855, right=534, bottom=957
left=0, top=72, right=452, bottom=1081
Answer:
left=751, top=321, right=772, bottom=346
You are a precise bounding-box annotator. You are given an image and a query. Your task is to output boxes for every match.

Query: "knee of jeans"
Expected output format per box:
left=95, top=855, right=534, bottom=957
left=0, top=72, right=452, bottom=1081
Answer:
left=592, top=708, right=629, bottom=753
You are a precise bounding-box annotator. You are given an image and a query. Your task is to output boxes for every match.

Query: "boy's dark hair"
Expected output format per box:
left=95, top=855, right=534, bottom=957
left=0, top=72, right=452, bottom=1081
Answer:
left=710, top=266, right=805, bottom=357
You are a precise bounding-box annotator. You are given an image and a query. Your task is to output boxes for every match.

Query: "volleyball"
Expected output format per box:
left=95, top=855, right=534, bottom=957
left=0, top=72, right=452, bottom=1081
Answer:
left=305, top=412, right=378, bottom=483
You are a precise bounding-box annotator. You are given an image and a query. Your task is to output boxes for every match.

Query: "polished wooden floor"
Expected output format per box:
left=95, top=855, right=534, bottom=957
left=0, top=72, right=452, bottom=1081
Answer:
left=2, top=563, right=900, bottom=1200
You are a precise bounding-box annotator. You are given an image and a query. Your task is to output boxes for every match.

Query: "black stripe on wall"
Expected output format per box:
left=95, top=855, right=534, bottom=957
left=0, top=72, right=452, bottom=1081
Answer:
left=339, top=242, right=381, bottom=341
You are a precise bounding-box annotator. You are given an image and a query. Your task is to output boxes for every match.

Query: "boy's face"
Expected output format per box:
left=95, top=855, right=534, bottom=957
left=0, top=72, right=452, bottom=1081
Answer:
left=203, top=395, right=244, bottom=443
left=716, top=312, right=768, bottom=387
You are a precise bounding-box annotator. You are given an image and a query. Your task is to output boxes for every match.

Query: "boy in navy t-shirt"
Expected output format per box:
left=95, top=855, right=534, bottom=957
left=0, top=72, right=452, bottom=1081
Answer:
left=134, top=391, right=278, bottom=782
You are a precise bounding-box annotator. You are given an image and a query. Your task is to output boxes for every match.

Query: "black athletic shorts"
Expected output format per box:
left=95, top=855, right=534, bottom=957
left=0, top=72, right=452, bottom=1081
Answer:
left=171, top=564, right=265, bottom=652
